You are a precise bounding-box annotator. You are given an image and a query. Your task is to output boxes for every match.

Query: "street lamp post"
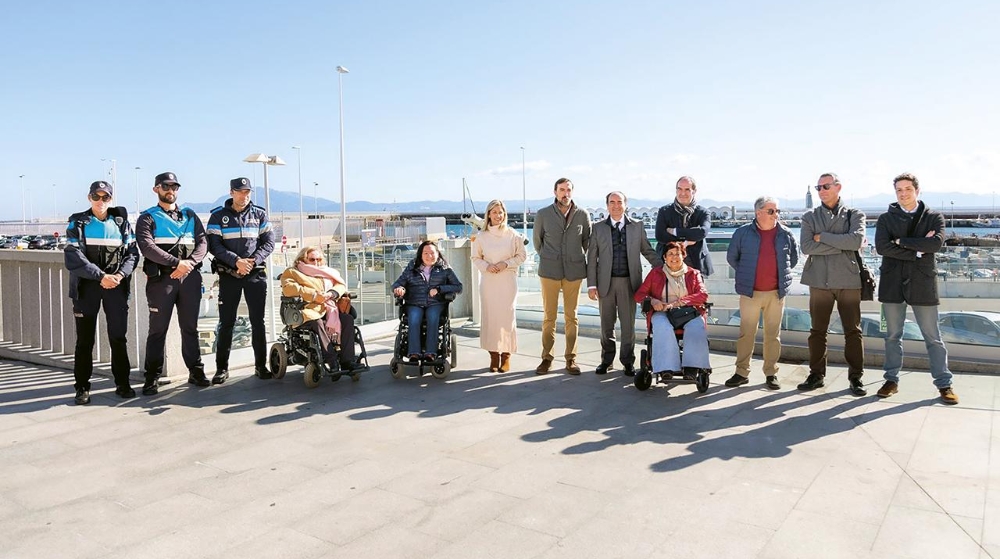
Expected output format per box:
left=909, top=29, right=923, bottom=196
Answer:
left=244, top=153, right=286, bottom=342
left=950, top=200, right=955, bottom=229
left=19, top=175, right=25, bottom=224
left=133, top=167, right=141, bottom=216
left=292, top=146, right=304, bottom=247
left=336, top=65, right=350, bottom=275
left=520, top=146, right=527, bottom=241
left=314, top=181, right=321, bottom=246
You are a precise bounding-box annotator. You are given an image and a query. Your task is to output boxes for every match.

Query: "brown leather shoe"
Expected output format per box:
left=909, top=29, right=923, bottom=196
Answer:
left=489, top=351, right=500, bottom=372
left=535, top=359, right=552, bottom=374
left=500, top=353, right=510, bottom=372
left=876, top=381, right=898, bottom=398
left=565, top=359, right=581, bottom=375
left=939, top=386, right=959, bottom=405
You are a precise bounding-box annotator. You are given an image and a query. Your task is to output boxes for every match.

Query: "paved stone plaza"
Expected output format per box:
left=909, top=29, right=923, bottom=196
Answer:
left=1, top=330, right=998, bottom=559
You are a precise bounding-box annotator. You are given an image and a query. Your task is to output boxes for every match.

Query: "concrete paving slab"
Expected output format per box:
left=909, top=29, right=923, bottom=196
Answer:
left=1, top=324, right=996, bottom=559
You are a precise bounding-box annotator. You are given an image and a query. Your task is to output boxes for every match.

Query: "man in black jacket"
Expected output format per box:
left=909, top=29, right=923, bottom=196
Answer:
left=654, top=176, right=713, bottom=276
left=206, top=177, right=275, bottom=383
left=64, top=181, right=140, bottom=404
left=874, top=173, right=958, bottom=404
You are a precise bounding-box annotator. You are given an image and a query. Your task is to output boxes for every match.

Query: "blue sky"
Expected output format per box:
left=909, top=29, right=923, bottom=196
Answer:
left=3, top=0, right=999, bottom=220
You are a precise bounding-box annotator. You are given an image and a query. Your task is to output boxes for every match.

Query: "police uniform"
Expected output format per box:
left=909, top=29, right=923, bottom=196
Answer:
left=206, top=177, right=275, bottom=381
left=136, top=172, right=209, bottom=393
left=64, top=181, right=140, bottom=402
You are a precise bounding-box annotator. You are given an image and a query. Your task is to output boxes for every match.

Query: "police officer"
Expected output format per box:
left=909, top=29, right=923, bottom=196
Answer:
left=136, top=172, right=209, bottom=394
left=64, top=181, right=140, bottom=404
left=206, top=177, right=275, bottom=382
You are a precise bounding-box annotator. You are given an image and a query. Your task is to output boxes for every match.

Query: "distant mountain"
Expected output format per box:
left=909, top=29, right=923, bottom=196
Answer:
left=184, top=188, right=999, bottom=215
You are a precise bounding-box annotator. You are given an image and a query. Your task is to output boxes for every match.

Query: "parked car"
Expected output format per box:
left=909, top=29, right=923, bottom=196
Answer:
left=938, top=311, right=1000, bottom=346
left=830, top=313, right=924, bottom=341
left=17, top=235, right=37, bottom=249
left=381, top=243, right=417, bottom=263
left=28, top=235, right=59, bottom=250
left=726, top=307, right=813, bottom=333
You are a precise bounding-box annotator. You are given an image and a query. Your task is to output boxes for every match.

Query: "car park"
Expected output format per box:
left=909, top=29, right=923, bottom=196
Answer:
left=938, top=311, right=1000, bottom=346
left=830, top=313, right=924, bottom=341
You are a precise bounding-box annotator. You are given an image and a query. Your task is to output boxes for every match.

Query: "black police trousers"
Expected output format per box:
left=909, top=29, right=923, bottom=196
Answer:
left=143, top=270, right=204, bottom=380
left=215, top=270, right=268, bottom=370
left=73, top=279, right=131, bottom=391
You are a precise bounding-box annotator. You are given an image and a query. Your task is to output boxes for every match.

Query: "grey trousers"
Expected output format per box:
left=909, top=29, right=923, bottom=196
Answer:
left=599, top=277, right=637, bottom=367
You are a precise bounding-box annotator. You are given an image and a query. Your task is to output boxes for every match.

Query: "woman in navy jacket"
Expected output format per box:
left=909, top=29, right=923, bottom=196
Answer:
left=392, top=241, right=463, bottom=361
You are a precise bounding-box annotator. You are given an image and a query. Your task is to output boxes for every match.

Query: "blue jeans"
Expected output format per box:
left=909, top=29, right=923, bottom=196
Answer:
left=406, top=304, right=444, bottom=356
left=650, top=312, right=711, bottom=372
left=882, top=302, right=952, bottom=388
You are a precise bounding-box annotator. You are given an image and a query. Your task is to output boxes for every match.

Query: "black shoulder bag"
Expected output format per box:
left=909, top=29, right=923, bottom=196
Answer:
left=847, top=209, right=876, bottom=301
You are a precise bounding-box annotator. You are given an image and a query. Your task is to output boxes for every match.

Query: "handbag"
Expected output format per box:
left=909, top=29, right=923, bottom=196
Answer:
left=846, top=209, right=876, bottom=301
left=854, top=252, right=876, bottom=301
left=666, top=305, right=699, bottom=329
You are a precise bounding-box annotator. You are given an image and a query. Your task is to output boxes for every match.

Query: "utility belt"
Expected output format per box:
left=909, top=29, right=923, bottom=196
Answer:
left=143, top=258, right=202, bottom=279
left=211, top=259, right=265, bottom=279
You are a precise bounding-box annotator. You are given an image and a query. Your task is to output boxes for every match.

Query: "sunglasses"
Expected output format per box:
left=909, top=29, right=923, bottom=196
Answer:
left=813, top=184, right=836, bottom=191
left=158, top=184, right=180, bottom=191
left=305, top=257, right=323, bottom=263
left=89, top=193, right=111, bottom=202
left=761, top=208, right=781, bottom=215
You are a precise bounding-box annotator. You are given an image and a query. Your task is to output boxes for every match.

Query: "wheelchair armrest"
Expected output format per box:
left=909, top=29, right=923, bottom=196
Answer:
left=394, top=295, right=405, bottom=306
left=641, top=296, right=653, bottom=314
left=280, top=296, right=306, bottom=308
left=442, top=292, right=457, bottom=302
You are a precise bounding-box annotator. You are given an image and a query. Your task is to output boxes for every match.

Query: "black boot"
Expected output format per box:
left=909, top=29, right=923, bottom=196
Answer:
left=188, top=367, right=211, bottom=387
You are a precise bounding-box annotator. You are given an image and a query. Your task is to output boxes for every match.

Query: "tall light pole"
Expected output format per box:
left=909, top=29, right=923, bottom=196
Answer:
left=244, top=153, right=286, bottom=341
left=291, top=145, right=304, bottom=247
left=950, top=200, right=955, bottom=229
left=336, top=65, right=350, bottom=273
left=102, top=158, right=117, bottom=189
left=314, top=181, right=321, bottom=247
left=133, top=166, right=142, bottom=216
left=19, top=175, right=25, bottom=224
left=520, top=146, right=527, bottom=241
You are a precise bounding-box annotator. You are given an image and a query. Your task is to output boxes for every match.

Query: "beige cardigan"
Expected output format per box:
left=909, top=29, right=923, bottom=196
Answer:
left=280, top=267, right=347, bottom=324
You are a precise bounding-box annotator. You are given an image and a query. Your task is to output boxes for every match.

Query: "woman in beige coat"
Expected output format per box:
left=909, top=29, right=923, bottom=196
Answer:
left=471, top=200, right=527, bottom=371
left=279, top=246, right=358, bottom=371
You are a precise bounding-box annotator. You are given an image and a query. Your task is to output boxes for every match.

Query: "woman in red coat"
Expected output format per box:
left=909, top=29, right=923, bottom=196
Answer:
left=634, top=242, right=710, bottom=377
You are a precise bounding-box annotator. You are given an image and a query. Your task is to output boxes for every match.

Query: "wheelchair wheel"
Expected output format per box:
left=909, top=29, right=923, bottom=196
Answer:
left=696, top=369, right=710, bottom=393
left=351, top=372, right=361, bottom=382
left=269, top=343, right=288, bottom=379
left=432, top=362, right=450, bottom=379
left=450, top=334, right=458, bottom=368
left=389, top=358, right=406, bottom=380
left=303, top=363, right=322, bottom=388
left=639, top=349, right=649, bottom=373
left=329, top=373, right=342, bottom=382
left=634, top=370, right=652, bottom=391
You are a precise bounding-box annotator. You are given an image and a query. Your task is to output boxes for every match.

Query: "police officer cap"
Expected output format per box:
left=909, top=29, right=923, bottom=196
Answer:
left=89, top=181, right=113, bottom=197
left=155, top=172, right=181, bottom=187
left=230, top=177, right=252, bottom=191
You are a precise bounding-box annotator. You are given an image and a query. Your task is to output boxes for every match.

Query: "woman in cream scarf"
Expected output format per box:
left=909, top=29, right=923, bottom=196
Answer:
left=280, top=246, right=359, bottom=372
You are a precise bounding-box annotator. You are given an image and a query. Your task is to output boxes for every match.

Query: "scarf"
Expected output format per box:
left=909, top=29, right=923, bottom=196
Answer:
left=296, top=261, right=347, bottom=337
left=672, top=199, right=695, bottom=228
left=663, top=263, right=689, bottom=303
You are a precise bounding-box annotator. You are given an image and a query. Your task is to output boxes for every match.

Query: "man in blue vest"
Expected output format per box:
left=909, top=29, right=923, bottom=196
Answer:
left=136, top=172, right=208, bottom=395
left=207, top=177, right=275, bottom=382
left=64, top=181, right=140, bottom=404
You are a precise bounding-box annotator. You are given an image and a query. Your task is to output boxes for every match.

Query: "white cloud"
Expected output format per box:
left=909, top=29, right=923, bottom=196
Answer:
left=483, top=160, right=552, bottom=177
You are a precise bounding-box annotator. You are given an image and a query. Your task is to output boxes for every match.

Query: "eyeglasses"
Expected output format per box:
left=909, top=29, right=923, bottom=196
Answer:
left=814, top=183, right=836, bottom=191
left=89, top=194, right=111, bottom=202
left=158, top=184, right=180, bottom=191
left=761, top=208, right=781, bottom=215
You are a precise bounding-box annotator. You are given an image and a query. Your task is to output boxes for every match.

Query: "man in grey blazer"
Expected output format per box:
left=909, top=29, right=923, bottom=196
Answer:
left=587, top=191, right=662, bottom=376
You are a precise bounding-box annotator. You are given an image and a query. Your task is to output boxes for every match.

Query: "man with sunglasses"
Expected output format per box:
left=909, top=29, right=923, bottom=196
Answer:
left=798, top=173, right=868, bottom=396
left=724, top=196, right=798, bottom=389
left=64, top=181, right=140, bottom=404
left=135, top=172, right=209, bottom=395
left=206, top=177, right=275, bottom=382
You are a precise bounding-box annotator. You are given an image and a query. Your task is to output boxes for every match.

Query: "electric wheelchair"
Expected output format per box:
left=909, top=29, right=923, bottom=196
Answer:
left=634, top=301, right=713, bottom=394
left=268, top=293, right=370, bottom=388
left=388, top=293, right=458, bottom=380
